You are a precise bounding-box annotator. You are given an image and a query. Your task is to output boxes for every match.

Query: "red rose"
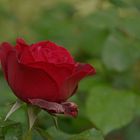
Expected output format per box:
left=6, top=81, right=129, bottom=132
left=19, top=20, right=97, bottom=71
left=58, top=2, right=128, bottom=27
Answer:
left=0, top=38, right=96, bottom=117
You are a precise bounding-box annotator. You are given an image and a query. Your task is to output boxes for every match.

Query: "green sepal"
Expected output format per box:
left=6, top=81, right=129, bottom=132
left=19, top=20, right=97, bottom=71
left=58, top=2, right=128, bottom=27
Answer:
left=4, top=100, right=23, bottom=121
left=27, top=105, right=41, bottom=130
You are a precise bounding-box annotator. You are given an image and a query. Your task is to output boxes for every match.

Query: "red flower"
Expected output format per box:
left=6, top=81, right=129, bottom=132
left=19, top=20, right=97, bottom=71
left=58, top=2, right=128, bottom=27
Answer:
left=0, top=38, right=96, bottom=117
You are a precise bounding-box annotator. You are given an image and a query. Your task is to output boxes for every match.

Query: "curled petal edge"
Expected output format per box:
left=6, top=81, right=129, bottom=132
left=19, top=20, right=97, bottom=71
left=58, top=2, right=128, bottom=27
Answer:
left=28, top=98, right=78, bottom=118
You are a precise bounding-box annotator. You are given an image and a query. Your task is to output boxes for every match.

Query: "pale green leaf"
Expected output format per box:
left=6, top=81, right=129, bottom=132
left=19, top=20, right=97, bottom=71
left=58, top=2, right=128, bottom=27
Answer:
left=86, top=85, right=136, bottom=134
left=69, top=128, right=104, bottom=140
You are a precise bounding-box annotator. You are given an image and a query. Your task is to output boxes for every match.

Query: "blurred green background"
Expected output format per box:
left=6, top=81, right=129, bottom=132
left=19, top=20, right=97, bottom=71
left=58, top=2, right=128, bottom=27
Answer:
left=0, top=0, right=140, bottom=140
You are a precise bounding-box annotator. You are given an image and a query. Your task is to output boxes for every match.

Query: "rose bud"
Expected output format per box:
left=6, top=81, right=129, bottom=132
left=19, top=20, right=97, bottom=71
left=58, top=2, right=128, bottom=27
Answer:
left=0, top=38, right=96, bottom=117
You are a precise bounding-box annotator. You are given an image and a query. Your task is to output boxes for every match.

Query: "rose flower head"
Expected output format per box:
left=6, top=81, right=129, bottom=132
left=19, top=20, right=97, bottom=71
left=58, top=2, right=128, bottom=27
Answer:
left=0, top=38, right=96, bottom=117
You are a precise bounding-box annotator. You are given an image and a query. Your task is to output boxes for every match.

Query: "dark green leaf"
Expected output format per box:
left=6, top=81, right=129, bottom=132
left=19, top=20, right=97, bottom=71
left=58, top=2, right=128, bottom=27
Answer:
left=0, top=119, right=22, bottom=140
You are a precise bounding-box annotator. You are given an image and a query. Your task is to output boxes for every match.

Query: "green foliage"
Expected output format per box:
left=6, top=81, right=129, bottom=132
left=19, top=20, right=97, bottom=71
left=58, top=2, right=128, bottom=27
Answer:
left=45, top=127, right=104, bottom=140
left=86, top=86, right=137, bottom=134
left=69, top=128, right=104, bottom=140
left=0, top=119, right=22, bottom=140
left=102, top=34, right=138, bottom=72
left=109, top=0, right=125, bottom=7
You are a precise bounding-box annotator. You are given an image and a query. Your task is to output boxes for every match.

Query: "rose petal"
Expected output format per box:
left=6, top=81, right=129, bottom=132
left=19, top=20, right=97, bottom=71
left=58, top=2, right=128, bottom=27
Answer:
left=27, top=62, right=75, bottom=87
left=6, top=51, right=59, bottom=102
left=16, top=38, right=34, bottom=64
left=60, top=63, right=96, bottom=100
left=73, top=63, right=96, bottom=76
left=29, top=98, right=78, bottom=117
left=30, top=41, right=75, bottom=64
left=62, top=102, right=78, bottom=117
left=16, top=38, right=29, bottom=54
left=29, top=99, right=65, bottom=114
left=0, top=42, right=14, bottom=81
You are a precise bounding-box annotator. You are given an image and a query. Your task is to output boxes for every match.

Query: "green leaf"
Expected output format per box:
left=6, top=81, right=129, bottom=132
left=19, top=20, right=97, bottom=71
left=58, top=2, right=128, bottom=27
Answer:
left=47, top=127, right=104, bottom=140
left=88, top=9, right=119, bottom=29
left=109, top=0, right=126, bottom=7
left=86, top=85, right=136, bottom=134
left=47, top=127, right=70, bottom=140
left=124, top=119, right=140, bottom=140
left=79, top=27, right=109, bottom=56
left=59, top=116, right=94, bottom=134
left=117, top=12, right=140, bottom=40
left=132, top=0, right=140, bottom=9
left=102, top=35, right=139, bottom=72
left=35, top=127, right=53, bottom=140
left=69, top=128, right=104, bottom=140
left=102, top=40, right=128, bottom=71
left=0, top=119, right=22, bottom=140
